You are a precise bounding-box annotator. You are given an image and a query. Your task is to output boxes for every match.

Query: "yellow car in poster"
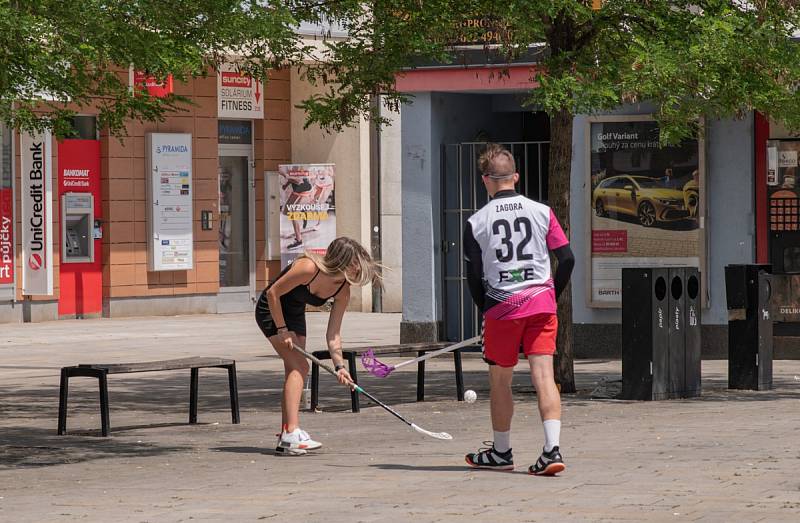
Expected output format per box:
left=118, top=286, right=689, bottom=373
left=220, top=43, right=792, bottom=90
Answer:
left=593, top=175, right=691, bottom=227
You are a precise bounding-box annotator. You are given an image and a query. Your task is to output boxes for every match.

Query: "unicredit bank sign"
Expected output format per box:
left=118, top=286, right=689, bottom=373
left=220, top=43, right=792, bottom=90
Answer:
left=21, top=130, right=53, bottom=295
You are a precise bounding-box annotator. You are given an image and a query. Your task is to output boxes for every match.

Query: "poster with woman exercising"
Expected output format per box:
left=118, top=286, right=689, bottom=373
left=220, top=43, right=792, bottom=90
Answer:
left=278, top=163, right=336, bottom=269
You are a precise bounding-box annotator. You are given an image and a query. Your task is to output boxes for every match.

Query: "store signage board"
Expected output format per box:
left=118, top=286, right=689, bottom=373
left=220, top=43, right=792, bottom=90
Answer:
left=0, top=125, right=13, bottom=290
left=20, top=130, right=54, bottom=295
left=217, top=63, right=264, bottom=119
left=146, top=133, right=193, bottom=271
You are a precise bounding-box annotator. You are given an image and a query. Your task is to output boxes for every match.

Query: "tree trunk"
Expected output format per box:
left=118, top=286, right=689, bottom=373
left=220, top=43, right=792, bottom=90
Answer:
left=548, top=108, right=576, bottom=393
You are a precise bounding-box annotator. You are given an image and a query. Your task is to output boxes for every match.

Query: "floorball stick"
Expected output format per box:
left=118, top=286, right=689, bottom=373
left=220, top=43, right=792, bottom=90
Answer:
left=293, top=344, right=453, bottom=441
left=361, top=335, right=482, bottom=378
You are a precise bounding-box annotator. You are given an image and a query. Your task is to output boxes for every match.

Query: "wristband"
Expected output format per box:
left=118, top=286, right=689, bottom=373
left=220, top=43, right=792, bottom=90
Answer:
left=275, top=325, right=288, bottom=332
left=334, top=364, right=346, bottom=372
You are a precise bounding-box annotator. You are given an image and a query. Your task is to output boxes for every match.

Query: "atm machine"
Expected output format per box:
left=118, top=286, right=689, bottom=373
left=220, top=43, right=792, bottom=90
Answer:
left=61, top=192, right=94, bottom=263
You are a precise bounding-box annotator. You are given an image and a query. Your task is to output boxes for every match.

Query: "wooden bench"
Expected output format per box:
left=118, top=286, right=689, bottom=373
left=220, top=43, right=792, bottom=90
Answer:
left=310, top=342, right=480, bottom=413
left=58, top=357, right=240, bottom=437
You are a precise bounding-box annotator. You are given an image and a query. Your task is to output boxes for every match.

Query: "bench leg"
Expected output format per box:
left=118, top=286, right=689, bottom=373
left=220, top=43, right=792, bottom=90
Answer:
left=454, top=349, right=465, bottom=401
left=58, top=368, right=69, bottom=435
left=417, top=351, right=425, bottom=402
left=190, top=368, right=199, bottom=424
left=310, top=362, right=320, bottom=411
left=347, top=352, right=360, bottom=413
left=227, top=363, right=240, bottom=424
left=99, top=371, right=110, bottom=437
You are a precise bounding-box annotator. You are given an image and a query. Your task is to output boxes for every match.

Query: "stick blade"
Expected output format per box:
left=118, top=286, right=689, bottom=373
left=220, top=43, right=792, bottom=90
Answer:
left=361, top=349, right=394, bottom=378
left=411, top=423, right=453, bottom=440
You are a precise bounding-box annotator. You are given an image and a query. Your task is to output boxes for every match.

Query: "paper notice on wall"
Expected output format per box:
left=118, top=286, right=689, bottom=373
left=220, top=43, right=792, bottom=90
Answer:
left=768, top=146, right=779, bottom=186
left=778, top=150, right=797, bottom=168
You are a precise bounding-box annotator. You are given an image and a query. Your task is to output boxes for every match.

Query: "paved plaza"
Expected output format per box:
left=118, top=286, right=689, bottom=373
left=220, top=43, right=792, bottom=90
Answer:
left=1, top=312, right=799, bottom=522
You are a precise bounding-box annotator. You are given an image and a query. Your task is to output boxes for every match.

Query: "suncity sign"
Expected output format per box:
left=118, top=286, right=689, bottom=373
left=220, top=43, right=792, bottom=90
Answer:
left=217, top=63, right=264, bottom=119
left=21, top=131, right=53, bottom=295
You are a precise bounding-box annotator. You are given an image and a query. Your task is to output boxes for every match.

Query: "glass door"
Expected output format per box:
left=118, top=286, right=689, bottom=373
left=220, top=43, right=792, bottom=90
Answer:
left=219, top=154, right=251, bottom=288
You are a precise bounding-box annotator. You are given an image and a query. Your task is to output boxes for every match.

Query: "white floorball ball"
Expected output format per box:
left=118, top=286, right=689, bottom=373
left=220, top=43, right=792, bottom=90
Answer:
left=464, top=389, right=477, bottom=403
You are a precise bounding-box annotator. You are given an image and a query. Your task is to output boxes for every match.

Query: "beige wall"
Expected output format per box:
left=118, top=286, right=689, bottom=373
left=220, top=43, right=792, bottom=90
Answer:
left=290, top=68, right=372, bottom=311
left=379, top=103, right=403, bottom=312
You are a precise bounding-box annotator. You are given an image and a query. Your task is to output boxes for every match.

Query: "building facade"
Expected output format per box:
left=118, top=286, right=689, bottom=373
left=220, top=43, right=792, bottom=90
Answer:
left=394, top=60, right=799, bottom=356
left=0, top=63, right=400, bottom=323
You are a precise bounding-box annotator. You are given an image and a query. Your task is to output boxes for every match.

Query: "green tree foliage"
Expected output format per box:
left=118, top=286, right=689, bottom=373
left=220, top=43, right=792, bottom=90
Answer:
left=5, top=2, right=800, bottom=388
left=307, top=1, right=800, bottom=390
left=0, top=1, right=301, bottom=136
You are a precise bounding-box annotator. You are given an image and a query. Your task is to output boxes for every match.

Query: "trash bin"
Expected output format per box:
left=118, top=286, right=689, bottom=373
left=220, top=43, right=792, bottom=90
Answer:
left=667, top=268, right=686, bottom=399
left=621, top=268, right=670, bottom=400
left=725, top=264, right=773, bottom=390
left=622, top=267, right=702, bottom=400
left=683, top=267, right=702, bottom=398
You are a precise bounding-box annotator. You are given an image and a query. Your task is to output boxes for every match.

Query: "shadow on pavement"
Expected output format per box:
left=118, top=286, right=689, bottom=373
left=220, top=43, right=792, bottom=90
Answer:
left=0, top=426, right=189, bottom=470
left=211, top=446, right=276, bottom=456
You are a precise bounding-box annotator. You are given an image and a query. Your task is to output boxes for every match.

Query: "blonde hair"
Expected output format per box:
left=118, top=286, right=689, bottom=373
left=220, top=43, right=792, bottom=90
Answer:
left=478, top=143, right=516, bottom=179
left=302, top=237, right=382, bottom=287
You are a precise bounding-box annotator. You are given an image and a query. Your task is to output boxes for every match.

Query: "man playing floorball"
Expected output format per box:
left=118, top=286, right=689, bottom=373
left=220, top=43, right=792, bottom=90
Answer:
left=463, top=143, right=575, bottom=475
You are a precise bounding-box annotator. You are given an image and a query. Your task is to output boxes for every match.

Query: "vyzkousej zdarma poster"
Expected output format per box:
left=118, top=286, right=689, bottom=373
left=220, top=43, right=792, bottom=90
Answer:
left=279, top=164, right=336, bottom=269
left=589, top=119, right=704, bottom=306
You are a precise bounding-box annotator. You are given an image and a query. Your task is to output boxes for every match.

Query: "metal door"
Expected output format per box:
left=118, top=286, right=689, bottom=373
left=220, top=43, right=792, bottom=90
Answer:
left=441, top=141, right=549, bottom=342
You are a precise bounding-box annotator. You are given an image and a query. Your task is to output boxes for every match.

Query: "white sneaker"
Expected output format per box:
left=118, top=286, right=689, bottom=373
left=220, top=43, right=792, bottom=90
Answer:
left=275, top=428, right=322, bottom=456
left=298, top=429, right=322, bottom=450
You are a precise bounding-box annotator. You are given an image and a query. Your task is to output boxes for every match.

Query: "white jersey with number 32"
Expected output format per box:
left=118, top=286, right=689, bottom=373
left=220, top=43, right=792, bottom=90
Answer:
left=466, top=193, right=568, bottom=320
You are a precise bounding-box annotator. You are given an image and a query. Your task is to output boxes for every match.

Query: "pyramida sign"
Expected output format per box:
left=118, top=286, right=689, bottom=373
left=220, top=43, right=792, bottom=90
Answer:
left=217, top=63, right=264, bottom=119
left=21, top=130, right=53, bottom=295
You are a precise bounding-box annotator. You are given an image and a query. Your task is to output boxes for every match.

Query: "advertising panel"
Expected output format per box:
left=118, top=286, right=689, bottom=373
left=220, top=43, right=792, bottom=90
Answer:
left=130, top=68, right=174, bottom=98
left=146, top=133, right=193, bottom=271
left=21, top=130, right=54, bottom=296
left=765, top=139, right=800, bottom=274
left=587, top=117, right=705, bottom=306
left=278, top=164, right=335, bottom=268
left=217, top=63, right=264, bottom=119
left=0, top=125, right=13, bottom=290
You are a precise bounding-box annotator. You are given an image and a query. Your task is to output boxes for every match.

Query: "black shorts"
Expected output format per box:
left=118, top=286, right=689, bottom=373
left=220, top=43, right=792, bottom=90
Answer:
left=254, top=290, right=307, bottom=337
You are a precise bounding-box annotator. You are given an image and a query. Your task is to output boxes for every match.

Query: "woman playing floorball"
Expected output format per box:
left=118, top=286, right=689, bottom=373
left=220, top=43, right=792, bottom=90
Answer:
left=255, top=237, right=381, bottom=455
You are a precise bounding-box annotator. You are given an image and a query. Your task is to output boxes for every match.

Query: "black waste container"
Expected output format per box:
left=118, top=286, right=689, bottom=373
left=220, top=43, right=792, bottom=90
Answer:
left=725, top=264, right=773, bottom=390
left=667, top=269, right=686, bottom=399
left=683, top=268, right=702, bottom=398
left=621, top=268, right=669, bottom=400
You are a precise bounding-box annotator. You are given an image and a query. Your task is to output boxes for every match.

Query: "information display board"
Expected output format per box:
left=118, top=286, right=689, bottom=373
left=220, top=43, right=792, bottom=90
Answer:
left=146, top=133, right=193, bottom=271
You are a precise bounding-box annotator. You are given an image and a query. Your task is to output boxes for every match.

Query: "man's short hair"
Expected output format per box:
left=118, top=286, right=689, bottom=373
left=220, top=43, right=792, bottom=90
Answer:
left=478, top=143, right=516, bottom=179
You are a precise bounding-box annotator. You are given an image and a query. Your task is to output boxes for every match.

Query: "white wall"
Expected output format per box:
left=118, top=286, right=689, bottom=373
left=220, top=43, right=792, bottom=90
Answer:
left=290, top=69, right=371, bottom=311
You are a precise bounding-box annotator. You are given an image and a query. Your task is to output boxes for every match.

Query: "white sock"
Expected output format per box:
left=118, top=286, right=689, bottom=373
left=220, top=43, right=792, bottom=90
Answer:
left=493, top=430, right=511, bottom=453
left=543, top=419, right=561, bottom=452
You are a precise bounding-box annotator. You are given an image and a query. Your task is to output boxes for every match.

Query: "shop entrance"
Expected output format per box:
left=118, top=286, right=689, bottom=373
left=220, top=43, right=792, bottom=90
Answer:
left=441, top=140, right=550, bottom=342
left=218, top=120, right=255, bottom=313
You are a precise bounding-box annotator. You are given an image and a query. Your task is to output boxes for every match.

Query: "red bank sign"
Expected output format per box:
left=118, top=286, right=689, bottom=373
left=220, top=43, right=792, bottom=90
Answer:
left=132, top=70, right=174, bottom=98
left=0, top=187, right=12, bottom=284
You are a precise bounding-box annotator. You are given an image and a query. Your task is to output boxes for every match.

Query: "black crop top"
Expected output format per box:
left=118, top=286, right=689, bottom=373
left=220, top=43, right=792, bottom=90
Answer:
left=269, top=263, right=346, bottom=308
